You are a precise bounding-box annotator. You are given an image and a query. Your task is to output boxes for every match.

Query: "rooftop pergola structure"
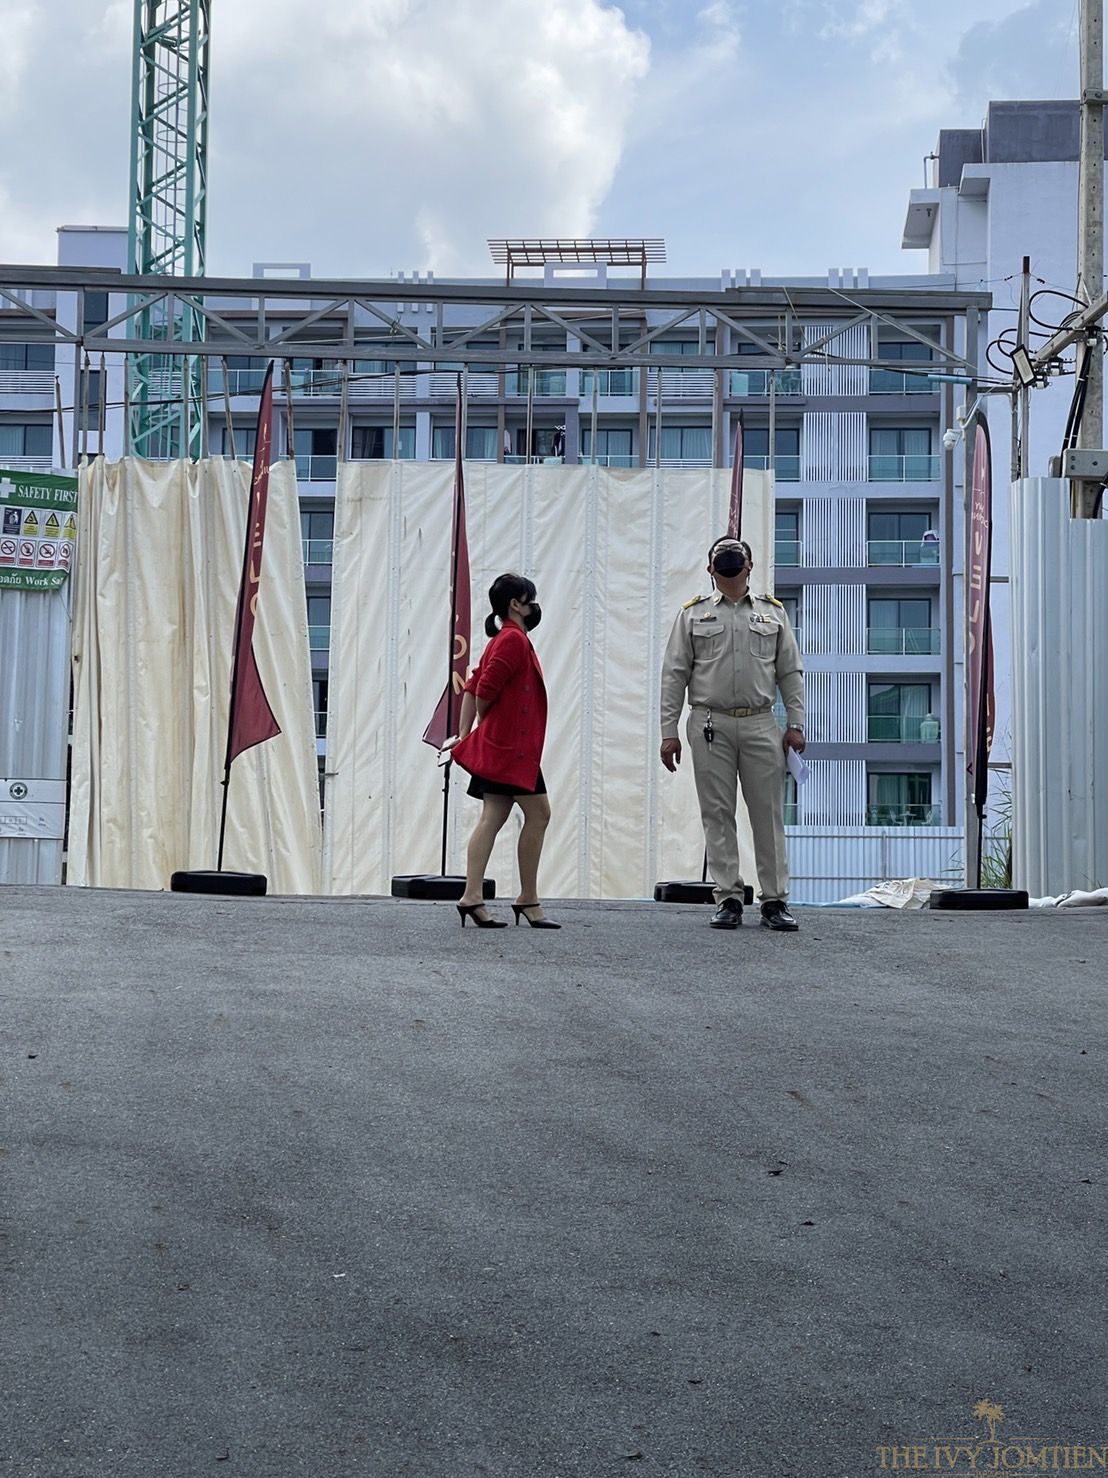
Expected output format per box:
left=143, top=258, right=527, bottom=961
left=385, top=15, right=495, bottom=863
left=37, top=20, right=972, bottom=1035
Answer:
left=488, top=239, right=667, bottom=289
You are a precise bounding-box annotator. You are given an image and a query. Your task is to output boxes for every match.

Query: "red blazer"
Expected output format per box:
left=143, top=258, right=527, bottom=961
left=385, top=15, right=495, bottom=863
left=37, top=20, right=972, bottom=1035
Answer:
left=451, top=622, right=547, bottom=792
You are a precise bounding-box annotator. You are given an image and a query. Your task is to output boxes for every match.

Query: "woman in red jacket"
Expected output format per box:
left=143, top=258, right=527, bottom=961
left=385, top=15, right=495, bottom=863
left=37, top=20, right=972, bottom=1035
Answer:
left=449, top=573, right=559, bottom=929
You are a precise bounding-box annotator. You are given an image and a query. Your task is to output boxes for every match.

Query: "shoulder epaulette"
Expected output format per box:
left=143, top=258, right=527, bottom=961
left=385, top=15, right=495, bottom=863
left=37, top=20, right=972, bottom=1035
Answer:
left=764, top=595, right=783, bottom=608
left=682, top=594, right=708, bottom=609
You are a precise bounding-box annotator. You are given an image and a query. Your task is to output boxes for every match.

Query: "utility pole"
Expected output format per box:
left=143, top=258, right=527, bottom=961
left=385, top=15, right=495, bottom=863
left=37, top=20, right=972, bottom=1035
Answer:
left=1075, top=0, right=1105, bottom=515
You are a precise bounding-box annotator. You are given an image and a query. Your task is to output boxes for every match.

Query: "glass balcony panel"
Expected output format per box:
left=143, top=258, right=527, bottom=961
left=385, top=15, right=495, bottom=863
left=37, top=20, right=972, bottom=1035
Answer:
left=869, top=368, right=936, bottom=394
left=580, top=369, right=638, bottom=396
left=295, top=455, right=338, bottom=481
left=506, top=370, right=567, bottom=397
left=308, top=624, right=330, bottom=652
left=783, top=802, right=799, bottom=825
left=581, top=454, right=636, bottom=468
left=866, top=714, right=927, bottom=743
left=744, top=453, right=801, bottom=481
left=302, top=539, right=334, bottom=566
left=315, top=709, right=328, bottom=738
left=729, top=368, right=803, bottom=397
left=865, top=804, right=941, bottom=826
left=866, top=539, right=939, bottom=567
left=866, top=626, right=940, bottom=655
left=774, top=539, right=802, bottom=566
left=868, top=453, right=940, bottom=481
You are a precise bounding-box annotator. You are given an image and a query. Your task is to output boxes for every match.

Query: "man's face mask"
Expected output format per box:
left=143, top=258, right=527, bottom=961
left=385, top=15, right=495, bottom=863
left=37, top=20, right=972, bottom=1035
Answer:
left=712, top=547, right=747, bottom=578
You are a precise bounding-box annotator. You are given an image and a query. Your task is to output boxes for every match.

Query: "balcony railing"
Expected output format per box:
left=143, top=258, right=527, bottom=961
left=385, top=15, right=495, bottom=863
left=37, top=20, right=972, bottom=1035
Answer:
left=648, top=367, right=715, bottom=400
left=302, top=539, right=334, bottom=566
left=315, top=709, right=328, bottom=738
left=729, top=368, right=803, bottom=397
left=783, top=801, right=800, bottom=825
left=774, top=539, right=802, bottom=566
left=506, top=371, right=568, bottom=397
left=0, top=370, right=55, bottom=394
left=865, top=804, right=942, bottom=826
left=869, top=368, right=937, bottom=395
left=867, top=539, right=940, bottom=567
left=746, top=454, right=801, bottom=482
left=308, top=624, right=330, bottom=652
left=868, top=453, right=941, bottom=482
left=581, top=454, right=636, bottom=468
left=0, top=455, right=53, bottom=472
left=580, top=369, right=638, bottom=397
left=866, top=626, right=940, bottom=655
left=295, top=455, right=338, bottom=482
left=867, top=715, right=940, bottom=743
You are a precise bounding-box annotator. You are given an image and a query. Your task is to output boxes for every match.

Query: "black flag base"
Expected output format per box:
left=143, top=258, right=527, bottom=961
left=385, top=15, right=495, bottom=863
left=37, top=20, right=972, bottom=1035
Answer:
left=929, top=887, right=1028, bottom=911
left=391, top=873, right=495, bottom=901
left=654, top=881, right=754, bottom=905
left=170, top=869, right=268, bottom=897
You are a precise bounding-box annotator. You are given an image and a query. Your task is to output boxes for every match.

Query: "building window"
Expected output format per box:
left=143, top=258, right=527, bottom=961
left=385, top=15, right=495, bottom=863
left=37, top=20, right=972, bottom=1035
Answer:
left=783, top=771, right=799, bottom=826
left=866, top=771, right=937, bottom=826
left=307, top=594, right=331, bottom=653
left=0, top=423, right=52, bottom=459
left=301, top=509, right=334, bottom=567
left=221, top=427, right=257, bottom=459
left=775, top=506, right=801, bottom=565
left=580, top=426, right=633, bottom=467
left=313, top=677, right=328, bottom=739
left=351, top=424, right=415, bottom=460
left=866, top=596, right=937, bottom=655
left=432, top=425, right=498, bottom=461
left=867, top=681, right=933, bottom=743
left=869, top=426, right=937, bottom=481
left=82, top=291, right=109, bottom=334
left=295, top=427, right=338, bottom=480
left=871, top=337, right=936, bottom=394
left=513, top=426, right=565, bottom=461
left=647, top=425, right=712, bottom=463
left=866, top=507, right=939, bottom=566
left=777, top=592, right=800, bottom=630
left=0, top=343, right=54, bottom=373
left=745, top=425, right=800, bottom=481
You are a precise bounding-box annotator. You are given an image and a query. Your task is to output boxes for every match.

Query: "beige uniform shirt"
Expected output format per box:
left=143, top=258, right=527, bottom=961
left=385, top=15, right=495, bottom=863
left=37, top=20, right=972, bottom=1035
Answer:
left=660, top=589, right=805, bottom=740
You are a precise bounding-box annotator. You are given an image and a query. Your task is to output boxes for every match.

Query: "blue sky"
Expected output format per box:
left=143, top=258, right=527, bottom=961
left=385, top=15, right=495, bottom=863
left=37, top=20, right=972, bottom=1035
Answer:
left=0, top=0, right=1083, bottom=280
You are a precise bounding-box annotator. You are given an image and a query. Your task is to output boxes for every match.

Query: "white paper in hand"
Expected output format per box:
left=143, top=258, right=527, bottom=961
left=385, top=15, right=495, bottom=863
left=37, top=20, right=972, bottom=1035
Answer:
left=786, top=747, right=810, bottom=786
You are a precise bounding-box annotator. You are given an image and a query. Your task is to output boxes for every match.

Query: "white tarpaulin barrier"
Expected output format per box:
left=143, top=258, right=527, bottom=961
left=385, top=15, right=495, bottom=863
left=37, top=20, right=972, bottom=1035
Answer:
left=69, top=457, right=322, bottom=893
left=323, top=462, right=774, bottom=898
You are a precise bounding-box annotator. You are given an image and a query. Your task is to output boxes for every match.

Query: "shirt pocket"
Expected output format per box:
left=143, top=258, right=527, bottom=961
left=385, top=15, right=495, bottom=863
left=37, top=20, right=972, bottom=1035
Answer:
left=748, top=615, right=779, bottom=658
left=691, top=618, right=723, bottom=645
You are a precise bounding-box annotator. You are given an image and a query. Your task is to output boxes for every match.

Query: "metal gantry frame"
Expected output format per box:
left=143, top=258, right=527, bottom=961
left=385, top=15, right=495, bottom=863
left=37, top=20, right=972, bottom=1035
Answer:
left=127, top=0, right=210, bottom=459
left=0, top=266, right=991, bottom=468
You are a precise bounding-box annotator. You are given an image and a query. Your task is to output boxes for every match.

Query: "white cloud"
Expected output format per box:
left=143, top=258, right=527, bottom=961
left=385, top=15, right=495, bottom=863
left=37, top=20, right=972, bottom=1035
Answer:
left=0, top=0, right=650, bottom=276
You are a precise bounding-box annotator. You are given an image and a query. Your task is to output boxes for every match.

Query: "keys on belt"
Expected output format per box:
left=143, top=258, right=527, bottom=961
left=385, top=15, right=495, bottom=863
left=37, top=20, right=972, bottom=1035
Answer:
left=703, top=708, right=714, bottom=748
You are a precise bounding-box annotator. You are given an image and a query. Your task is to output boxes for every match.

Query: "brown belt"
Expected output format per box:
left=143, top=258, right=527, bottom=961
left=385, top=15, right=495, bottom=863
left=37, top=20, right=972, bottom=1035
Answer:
left=692, top=704, right=771, bottom=718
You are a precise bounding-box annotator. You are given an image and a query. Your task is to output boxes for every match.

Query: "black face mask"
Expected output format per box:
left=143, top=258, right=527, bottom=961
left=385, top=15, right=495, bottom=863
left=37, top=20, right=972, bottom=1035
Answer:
left=523, top=602, right=542, bottom=632
left=712, top=549, right=747, bottom=578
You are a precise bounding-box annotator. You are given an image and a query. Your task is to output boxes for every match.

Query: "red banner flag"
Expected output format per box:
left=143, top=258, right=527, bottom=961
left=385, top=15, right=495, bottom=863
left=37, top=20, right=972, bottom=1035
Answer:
left=727, top=412, right=744, bottom=538
left=423, top=377, right=471, bottom=748
left=225, top=361, right=282, bottom=765
left=966, top=413, right=994, bottom=817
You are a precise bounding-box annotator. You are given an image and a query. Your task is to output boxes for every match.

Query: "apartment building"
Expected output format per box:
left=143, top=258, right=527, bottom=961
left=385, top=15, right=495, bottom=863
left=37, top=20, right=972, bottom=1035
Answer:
left=1, top=231, right=986, bottom=894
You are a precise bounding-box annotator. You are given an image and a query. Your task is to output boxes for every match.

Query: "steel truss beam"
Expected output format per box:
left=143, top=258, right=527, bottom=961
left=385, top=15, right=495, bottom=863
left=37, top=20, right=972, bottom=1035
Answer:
left=0, top=266, right=990, bottom=378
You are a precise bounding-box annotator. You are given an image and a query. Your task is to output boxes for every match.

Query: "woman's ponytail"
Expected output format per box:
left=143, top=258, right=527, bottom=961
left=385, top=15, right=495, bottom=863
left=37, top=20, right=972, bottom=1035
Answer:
left=484, top=572, right=536, bottom=638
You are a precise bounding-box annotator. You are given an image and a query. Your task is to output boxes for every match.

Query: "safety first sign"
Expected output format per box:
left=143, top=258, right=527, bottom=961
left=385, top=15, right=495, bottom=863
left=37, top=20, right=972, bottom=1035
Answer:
left=0, top=469, right=77, bottom=591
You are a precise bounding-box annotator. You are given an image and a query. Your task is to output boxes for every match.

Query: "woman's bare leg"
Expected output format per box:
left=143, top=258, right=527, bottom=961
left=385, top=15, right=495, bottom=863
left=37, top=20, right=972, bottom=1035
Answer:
left=459, top=795, right=514, bottom=908
left=515, top=793, right=552, bottom=909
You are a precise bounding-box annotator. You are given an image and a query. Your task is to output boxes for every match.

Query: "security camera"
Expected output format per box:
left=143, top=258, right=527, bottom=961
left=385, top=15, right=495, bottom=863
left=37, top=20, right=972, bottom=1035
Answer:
left=942, top=428, right=960, bottom=451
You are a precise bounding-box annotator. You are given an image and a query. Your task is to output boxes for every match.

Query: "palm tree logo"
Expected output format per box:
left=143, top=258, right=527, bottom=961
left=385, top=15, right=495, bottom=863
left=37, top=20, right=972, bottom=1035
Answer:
left=973, top=1399, right=1005, bottom=1442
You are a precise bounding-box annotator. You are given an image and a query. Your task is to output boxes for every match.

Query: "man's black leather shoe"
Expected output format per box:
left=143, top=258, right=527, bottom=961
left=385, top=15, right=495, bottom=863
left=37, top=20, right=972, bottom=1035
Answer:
left=710, top=898, right=743, bottom=929
left=761, top=900, right=799, bottom=932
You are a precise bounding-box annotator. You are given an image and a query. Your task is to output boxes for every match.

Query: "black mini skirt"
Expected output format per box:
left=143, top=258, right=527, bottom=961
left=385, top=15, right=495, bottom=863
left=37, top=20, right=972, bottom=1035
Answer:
left=466, top=768, right=547, bottom=800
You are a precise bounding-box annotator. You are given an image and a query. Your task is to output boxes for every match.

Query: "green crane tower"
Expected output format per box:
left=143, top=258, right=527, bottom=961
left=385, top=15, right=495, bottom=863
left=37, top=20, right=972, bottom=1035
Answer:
left=127, top=0, right=211, bottom=459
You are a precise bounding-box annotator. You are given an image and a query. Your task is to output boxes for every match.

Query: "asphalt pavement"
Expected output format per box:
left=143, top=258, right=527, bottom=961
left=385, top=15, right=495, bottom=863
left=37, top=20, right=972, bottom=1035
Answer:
left=2, top=886, right=1106, bottom=1478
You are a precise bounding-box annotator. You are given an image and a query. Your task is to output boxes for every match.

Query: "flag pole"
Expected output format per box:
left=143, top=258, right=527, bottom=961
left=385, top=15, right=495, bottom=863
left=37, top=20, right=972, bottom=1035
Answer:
left=217, top=360, right=275, bottom=871
left=439, top=375, right=465, bottom=876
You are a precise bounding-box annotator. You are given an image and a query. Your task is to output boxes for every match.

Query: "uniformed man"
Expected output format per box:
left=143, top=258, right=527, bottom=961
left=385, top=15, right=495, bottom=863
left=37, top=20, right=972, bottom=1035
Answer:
left=660, top=535, right=806, bottom=931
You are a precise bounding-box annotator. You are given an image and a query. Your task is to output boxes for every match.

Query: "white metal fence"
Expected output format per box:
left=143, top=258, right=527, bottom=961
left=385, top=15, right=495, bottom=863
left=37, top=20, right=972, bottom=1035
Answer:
left=786, top=826, right=964, bottom=903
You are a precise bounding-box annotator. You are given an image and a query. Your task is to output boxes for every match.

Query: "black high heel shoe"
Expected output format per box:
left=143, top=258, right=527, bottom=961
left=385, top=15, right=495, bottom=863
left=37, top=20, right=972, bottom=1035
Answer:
left=456, top=903, right=507, bottom=929
left=511, top=902, right=561, bottom=929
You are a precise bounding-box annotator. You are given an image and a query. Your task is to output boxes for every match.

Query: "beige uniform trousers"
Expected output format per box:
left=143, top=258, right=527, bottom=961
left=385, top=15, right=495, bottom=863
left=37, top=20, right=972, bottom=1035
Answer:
left=686, top=707, right=789, bottom=904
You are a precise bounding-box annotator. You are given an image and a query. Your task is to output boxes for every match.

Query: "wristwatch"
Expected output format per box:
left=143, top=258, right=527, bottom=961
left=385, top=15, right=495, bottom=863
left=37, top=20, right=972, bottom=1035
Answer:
left=786, top=724, right=804, bottom=733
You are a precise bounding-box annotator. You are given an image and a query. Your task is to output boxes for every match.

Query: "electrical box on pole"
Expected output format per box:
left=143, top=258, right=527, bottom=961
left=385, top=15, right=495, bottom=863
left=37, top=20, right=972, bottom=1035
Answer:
left=127, top=0, right=210, bottom=460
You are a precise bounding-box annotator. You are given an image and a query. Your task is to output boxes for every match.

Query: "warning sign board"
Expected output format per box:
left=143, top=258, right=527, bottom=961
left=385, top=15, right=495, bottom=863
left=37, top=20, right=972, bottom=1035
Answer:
left=0, top=469, right=78, bottom=591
